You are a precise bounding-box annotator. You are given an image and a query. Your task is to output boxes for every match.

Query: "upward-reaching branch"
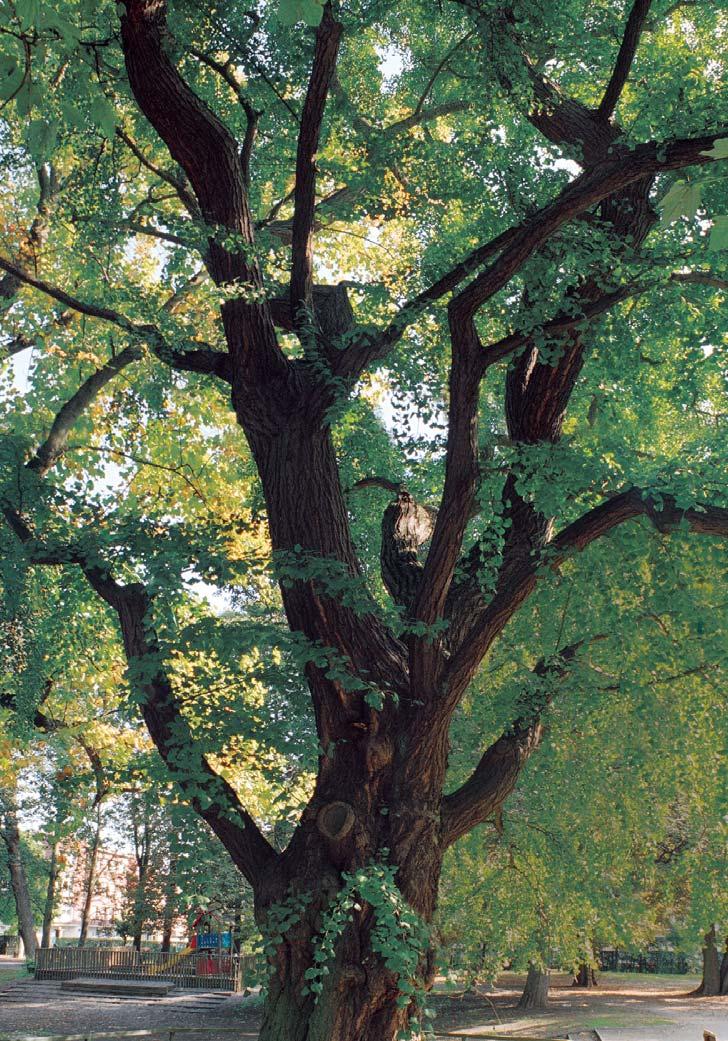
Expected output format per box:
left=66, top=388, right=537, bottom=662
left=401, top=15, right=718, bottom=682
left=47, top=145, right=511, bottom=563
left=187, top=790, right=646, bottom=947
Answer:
left=119, top=0, right=286, bottom=390
left=27, top=345, right=143, bottom=476
left=441, top=642, right=584, bottom=847
left=597, top=0, right=654, bottom=121
left=290, top=4, right=342, bottom=323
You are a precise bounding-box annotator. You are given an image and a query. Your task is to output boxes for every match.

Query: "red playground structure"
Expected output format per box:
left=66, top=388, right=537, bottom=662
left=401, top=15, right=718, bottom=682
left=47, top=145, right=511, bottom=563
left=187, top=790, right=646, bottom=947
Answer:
left=186, top=909, right=235, bottom=978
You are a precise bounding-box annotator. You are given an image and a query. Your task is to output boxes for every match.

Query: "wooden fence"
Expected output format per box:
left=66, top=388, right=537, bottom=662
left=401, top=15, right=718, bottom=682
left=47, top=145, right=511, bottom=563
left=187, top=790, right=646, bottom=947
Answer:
left=34, top=947, right=254, bottom=991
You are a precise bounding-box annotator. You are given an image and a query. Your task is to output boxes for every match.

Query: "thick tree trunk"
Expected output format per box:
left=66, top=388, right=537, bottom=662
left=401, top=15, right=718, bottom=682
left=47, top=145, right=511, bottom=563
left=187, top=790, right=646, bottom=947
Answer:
left=258, top=900, right=432, bottom=1041
left=78, top=815, right=101, bottom=947
left=41, top=838, right=62, bottom=948
left=693, top=924, right=721, bottom=996
left=518, top=962, right=550, bottom=1009
left=253, top=732, right=445, bottom=1041
left=0, top=796, right=38, bottom=959
left=572, top=963, right=599, bottom=987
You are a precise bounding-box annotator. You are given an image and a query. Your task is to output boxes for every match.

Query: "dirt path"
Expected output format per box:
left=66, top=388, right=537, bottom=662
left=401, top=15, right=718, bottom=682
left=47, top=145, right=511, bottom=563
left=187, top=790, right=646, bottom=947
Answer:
left=1, top=971, right=726, bottom=1039
left=430, top=972, right=728, bottom=1039
left=0, top=978, right=261, bottom=1040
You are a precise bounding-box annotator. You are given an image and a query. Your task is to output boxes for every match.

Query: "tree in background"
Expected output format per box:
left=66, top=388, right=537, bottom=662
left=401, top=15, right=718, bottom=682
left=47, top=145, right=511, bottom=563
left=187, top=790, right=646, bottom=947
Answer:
left=1, top=0, right=727, bottom=1037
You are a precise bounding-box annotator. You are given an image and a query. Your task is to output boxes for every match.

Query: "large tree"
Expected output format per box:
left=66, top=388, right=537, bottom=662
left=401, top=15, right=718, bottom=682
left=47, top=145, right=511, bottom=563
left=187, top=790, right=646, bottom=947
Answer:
left=1, top=0, right=727, bottom=1036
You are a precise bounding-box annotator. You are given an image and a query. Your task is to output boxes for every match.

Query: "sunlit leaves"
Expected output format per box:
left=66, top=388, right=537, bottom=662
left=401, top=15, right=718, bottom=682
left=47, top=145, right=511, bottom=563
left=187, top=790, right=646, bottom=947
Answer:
left=658, top=180, right=702, bottom=225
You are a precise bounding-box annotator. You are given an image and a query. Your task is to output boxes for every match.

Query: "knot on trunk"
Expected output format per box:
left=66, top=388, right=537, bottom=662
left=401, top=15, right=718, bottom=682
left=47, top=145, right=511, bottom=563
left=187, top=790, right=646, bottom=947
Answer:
left=380, top=491, right=435, bottom=609
left=316, top=801, right=356, bottom=842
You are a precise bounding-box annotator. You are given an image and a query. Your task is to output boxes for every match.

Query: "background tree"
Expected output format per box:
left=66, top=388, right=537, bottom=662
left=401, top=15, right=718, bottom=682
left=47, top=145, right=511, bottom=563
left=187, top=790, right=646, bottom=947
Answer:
left=1, top=0, right=727, bottom=1038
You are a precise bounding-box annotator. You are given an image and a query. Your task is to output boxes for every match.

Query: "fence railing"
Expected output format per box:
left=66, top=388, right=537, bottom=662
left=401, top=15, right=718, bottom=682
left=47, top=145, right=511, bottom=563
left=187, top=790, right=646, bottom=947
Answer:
left=34, top=947, right=255, bottom=992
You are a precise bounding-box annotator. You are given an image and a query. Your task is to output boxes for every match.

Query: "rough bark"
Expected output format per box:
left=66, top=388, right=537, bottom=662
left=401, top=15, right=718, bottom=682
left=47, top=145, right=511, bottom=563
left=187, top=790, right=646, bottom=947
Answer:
left=518, top=962, right=550, bottom=1009
left=0, top=793, right=38, bottom=959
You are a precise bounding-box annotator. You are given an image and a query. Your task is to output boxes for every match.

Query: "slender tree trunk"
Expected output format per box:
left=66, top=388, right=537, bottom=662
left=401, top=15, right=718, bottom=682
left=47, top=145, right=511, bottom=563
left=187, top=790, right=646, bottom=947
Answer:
left=78, top=813, right=102, bottom=947
left=160, top=854, right=178, bottom=953
left=719, top=941, right=728, bottom=996
left=518, top=962, right=550, bottom=1009
left=41, top=838, right=62, bottom=948
left=0, top=794, right=38, bottom=958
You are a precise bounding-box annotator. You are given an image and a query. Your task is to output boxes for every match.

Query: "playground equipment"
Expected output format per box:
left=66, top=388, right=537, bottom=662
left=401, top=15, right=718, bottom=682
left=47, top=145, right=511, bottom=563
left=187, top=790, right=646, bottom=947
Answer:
left=145, top=908, right=234, bottom=979
left=187, top=909, right=234, bottom=978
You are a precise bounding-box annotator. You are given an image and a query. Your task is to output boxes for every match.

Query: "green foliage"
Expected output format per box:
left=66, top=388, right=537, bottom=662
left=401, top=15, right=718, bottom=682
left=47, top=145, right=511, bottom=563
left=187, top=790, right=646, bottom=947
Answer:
left=277, top=0, right=325, bottom=27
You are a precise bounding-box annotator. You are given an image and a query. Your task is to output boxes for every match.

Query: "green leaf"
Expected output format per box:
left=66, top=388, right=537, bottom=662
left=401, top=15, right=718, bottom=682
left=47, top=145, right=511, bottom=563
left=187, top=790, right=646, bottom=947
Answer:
left=708, top=215, right=728, bottom=252
left=277, top=0, right=324, bottom=26
left=659, top=180, right=702, bottom=225
left=15, top=0, right=41, bottom=30
left=25, top=118, right=58, bottom=161
left=301, top=0, right=325, bottom=26
left=14, top=81, right=43, bottom=118
left=89, top=94, right=118, bottom=139
left=700, top=138, right=728, bottom=161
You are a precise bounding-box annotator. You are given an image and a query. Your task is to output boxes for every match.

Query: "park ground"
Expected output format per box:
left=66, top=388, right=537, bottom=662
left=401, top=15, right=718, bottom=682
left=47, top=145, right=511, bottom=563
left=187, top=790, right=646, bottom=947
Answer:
left=1, top=961, right=727, bottom=1039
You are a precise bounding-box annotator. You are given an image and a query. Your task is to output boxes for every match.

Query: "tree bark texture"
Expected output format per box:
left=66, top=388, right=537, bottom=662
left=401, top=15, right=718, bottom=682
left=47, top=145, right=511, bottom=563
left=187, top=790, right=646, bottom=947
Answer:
left=572, top=963, right=599, bottom=988
left=694, top=925, right=722, bottom=997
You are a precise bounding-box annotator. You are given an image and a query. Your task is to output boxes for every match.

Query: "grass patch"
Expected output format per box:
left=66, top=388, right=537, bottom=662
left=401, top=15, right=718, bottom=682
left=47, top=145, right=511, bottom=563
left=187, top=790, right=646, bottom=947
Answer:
left=586, top=1014, right=673, bottom=1028
left=0, top=967, right=24, bottom=983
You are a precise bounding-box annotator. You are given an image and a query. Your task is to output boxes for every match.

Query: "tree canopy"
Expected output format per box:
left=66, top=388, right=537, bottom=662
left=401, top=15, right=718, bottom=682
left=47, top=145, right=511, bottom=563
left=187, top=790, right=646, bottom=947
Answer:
left=0, top=0, right=726, bottom=1037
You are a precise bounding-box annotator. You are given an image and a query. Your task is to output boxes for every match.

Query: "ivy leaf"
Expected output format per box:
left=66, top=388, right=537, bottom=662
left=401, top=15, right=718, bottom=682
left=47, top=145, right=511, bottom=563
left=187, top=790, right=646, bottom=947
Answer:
left=708, top=216, right=728, bottom=253
left=658, top=180, right=702, bottom=225
left=700, top=138, right=728, bottom=161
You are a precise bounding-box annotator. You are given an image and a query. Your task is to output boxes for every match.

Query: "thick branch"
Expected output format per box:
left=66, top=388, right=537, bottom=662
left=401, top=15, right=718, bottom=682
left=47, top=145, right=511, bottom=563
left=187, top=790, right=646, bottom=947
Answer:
left=100, top=579, right=278, bottom=886
left=597, top=0, right=654, bottom=121
left=120, top=0, right=286, bottom=388
left=290, top=3, right=342, bottom=320
left=551, top=488, right=728, bottom=552
left=412, top=313, right=481, bottom=631
left=441, top=644, right=581, bottom=847
left=478, top=284, right=640, bottom=373
left=2, top=511, right=279, bottom=886
left=451, top=130, right=726, bottom=323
